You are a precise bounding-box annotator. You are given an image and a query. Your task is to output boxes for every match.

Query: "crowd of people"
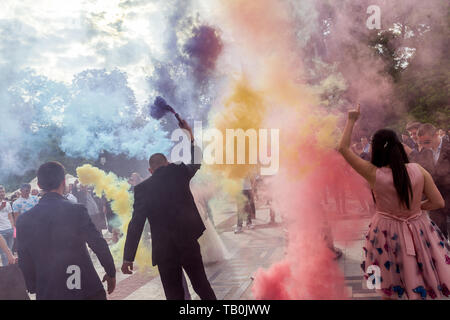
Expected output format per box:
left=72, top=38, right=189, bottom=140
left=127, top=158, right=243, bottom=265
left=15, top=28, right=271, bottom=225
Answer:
left=349, top=122, right=449, bottom=239
left=0, top=110, right=448, bottom=300
left=0, top=172, right=150, bottom=268
left=339, top=106, right=449, bottom=300
left=0, top=117, right=231, bottom=300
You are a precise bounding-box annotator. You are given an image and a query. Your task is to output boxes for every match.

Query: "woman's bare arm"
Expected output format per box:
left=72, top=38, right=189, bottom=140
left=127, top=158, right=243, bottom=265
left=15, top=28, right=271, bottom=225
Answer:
left=418, top=164, right=445, bottom=211
left=338, top=104, right=377, bottom=188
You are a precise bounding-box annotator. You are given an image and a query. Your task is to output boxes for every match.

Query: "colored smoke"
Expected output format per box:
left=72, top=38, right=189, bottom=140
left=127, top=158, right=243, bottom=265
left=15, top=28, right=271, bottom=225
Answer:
left=0, top=0, right=447, bottom=300
left=183, top=25, right=224, bottom=84
left=0, top=0, right=225, bottom=186
left=76, top=164, right=155, bottom=273
left=212, top=0, right=354, bottom=299
left=149, top=96, right=174, bottom=120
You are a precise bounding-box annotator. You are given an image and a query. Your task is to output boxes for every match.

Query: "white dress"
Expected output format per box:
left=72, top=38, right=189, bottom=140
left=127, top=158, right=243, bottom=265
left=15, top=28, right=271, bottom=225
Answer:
left=190, top=183, right=230, bottom=264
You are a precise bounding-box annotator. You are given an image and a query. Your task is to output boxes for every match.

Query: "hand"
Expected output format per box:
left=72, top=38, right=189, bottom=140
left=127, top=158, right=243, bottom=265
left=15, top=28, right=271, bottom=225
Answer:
left=121, top=261, right=134, bottom=274
left=348, top=103, right=360, bottom=122
left=7, top=252, right=16, bottom=265
left=402, top=143, right=412, bottom=155
left=102, top=274, right=116, bottom=294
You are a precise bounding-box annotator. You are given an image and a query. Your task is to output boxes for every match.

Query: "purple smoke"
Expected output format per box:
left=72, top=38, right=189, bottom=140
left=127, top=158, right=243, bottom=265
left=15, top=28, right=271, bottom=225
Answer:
left=149, top=96, right=174, bottom=120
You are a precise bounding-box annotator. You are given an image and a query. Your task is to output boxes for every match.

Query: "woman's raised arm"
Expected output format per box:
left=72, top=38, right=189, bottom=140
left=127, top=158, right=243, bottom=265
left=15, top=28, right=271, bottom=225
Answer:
left=338, top=104, right=377, bottom=188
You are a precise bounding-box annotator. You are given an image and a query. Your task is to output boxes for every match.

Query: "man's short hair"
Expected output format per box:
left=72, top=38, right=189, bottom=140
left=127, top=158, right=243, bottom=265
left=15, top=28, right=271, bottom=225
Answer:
left=149, top=153, right=168, bottom=170
left=406, top=121, right=421, bottom=131
left=417, top=123, right=437, bottom=137
left=37, top=161, right=66, bottom=191
left=20, top=183, right=31, bottom=191
left=0, top=185, right=4, bottom=191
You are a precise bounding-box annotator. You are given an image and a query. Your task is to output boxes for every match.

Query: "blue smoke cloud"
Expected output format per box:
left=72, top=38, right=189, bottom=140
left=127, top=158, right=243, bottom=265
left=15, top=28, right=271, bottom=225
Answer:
left=60, top=69, right=171, bottom=160
left=0, top=0, right=224, bottom=187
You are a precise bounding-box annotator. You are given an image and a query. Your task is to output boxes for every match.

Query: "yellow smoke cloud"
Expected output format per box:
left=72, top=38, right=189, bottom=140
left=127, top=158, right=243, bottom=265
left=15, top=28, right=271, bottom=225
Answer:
left=76, top=164, right=156, bottom=274
left=205, top=79, right=266, bottom=197
left=207, top=0, right=340, bottom=188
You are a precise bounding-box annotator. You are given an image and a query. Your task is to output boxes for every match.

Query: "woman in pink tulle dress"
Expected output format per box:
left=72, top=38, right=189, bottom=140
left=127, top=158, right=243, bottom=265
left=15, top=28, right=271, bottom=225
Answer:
left=338, top=104, right=449, bottom=299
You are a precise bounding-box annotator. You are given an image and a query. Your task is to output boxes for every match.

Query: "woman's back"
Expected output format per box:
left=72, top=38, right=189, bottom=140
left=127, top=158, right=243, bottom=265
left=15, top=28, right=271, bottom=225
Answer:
left=373, top=162, right=423, bottom=217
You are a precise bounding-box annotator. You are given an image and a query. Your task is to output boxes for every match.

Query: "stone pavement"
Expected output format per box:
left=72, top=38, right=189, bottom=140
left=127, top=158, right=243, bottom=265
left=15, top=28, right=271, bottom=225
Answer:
left=86, top=199, right=382, bottom=300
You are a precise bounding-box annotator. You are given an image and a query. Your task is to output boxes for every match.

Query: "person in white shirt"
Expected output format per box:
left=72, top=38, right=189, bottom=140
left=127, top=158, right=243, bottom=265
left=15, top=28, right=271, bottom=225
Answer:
left=11, top=183, right=39, bottom=255
left=12, top=183, right=39, bottom=223
left=0, top=185, right=14, bottom=266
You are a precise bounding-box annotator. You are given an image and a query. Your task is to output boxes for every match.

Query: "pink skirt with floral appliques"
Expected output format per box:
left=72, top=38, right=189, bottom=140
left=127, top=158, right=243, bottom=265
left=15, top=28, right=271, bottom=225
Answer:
left=361, top=211, right=450, bottom=300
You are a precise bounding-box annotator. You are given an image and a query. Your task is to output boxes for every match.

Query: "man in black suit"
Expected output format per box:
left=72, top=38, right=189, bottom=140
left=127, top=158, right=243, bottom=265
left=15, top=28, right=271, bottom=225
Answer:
left=16, top=161, right=116, bottom=300
left=418, top=123, right=450, bottom=239
left=121, top=119, right=216, bottom=300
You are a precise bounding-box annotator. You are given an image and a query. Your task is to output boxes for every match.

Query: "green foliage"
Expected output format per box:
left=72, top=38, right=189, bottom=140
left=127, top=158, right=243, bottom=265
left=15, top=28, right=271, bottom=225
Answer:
left=366, top=5, right=450, bottom=131
left=2, top=132, right=94, bottom=192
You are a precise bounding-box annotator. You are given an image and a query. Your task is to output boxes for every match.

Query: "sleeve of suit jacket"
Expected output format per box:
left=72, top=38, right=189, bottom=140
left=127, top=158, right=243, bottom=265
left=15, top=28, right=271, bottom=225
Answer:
left=79, top=206, right=116, bottom=277
left=184, top=142, right=202, bottom=179
left=435, top=140, right=450, bottom=194
left=123, top=185, right=147, bottom=262
left=16, top=218, right=37, bottom=294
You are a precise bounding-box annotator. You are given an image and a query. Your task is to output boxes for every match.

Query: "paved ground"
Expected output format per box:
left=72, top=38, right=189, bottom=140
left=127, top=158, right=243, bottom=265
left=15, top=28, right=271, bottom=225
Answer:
left=92, top=199, right=381, bottom=300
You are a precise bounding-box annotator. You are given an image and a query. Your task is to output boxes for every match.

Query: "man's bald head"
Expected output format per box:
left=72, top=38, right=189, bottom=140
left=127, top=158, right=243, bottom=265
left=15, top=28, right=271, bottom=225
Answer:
left=149, top=153, right=169, bottom=173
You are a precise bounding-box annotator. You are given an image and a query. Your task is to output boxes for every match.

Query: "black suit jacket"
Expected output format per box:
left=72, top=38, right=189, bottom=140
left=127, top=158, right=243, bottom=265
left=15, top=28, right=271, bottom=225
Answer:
left=123, top=144, right=205, bottom=266
left=16, top=192, right=116, bottom=300
left=409, top=147, right=435, bottom=175
left=434, top=139, right=450, bottom=203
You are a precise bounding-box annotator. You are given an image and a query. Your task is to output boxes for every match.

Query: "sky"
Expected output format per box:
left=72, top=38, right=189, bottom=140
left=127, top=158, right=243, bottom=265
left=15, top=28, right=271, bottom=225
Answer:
left=1, top=0, right=200, bottom=103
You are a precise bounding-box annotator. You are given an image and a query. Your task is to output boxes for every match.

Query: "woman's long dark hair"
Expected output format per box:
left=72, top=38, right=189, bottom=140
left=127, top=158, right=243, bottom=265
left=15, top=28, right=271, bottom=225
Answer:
left=371, top=129, right=413, bottom=209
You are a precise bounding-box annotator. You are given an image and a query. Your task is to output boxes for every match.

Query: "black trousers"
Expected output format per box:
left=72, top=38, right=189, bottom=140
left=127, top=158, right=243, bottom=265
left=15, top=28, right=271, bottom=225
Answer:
left=157, top=240, right=216, bottom=300
left=237, top=190, right=255, bottom=227
left=86, top=289, right=107, bottom=300
left=244, top=190, right=256, bottom=219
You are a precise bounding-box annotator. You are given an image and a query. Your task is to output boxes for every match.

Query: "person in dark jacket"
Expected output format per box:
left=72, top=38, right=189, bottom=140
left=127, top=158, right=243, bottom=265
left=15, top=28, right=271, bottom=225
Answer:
left=72, top=181, right=107, bottom=233
left=16, top=161, right=116, bottom=300
left=121, top=118, right=216, bottom=300
left=418, top=123, right=450, bottom=239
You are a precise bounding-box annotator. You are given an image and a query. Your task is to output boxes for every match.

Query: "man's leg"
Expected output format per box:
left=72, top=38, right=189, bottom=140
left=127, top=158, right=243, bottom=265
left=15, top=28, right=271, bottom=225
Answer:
left=269, top=207, right=275, bottom=224
left=245, top=207, right=253, bottom=228
left=2, top=229, right=13, bottom=250
left=0, top=248, right=6, bottom=266
left=244, top=190, right=256, bottom=220
left=242, top=191, right=253, bottom=228
left=182, top=271, right=192, bottom=300
left=86, top=289, right=107, bottom=300
left=157, top=263, right=185, bottom=300
left=0, top=229, right=13, bottom=266
left=181, top=241, right=216, bottom=300
left=235, top=201, right=244, bottom=233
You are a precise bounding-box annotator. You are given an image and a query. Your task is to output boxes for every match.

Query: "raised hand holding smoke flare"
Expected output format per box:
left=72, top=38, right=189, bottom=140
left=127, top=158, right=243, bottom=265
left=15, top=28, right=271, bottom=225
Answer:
left=149, top=96, right=193, bottom=141
left=150, top=96, right=183, bottom=126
